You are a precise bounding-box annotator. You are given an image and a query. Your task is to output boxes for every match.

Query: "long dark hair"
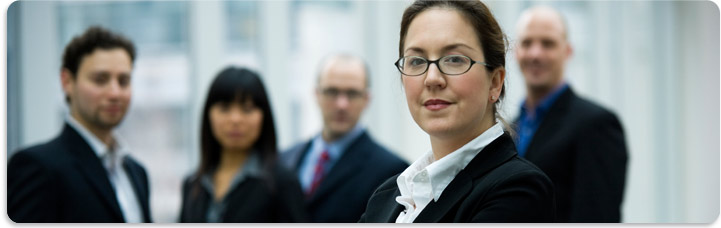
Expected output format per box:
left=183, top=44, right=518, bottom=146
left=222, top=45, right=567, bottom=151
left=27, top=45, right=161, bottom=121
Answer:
left=192, top=66, right=278, bottom=193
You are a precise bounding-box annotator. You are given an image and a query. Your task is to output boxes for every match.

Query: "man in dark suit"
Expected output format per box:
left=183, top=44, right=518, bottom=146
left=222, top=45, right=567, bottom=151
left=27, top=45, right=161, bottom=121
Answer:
left=280, top=54, right=408, bottom=222
left=8, top=26, right=152, bottom=223
left=513, top=6, right=628, bottom=222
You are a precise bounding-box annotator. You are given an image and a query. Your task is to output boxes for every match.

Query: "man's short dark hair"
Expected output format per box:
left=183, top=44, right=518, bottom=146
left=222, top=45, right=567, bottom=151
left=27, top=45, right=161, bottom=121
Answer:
left=61, top=26, right=136, bottom=104
left=61, top=26, right=136, bottom=76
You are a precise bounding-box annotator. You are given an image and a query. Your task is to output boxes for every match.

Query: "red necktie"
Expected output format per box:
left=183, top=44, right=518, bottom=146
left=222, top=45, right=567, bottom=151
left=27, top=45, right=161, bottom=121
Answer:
left=308, top=149, right=330, bottom=196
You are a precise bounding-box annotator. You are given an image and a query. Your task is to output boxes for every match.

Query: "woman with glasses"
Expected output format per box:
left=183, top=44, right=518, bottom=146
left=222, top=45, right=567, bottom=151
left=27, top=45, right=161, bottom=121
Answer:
left=180, top=67, right=308, bottom=222
left=359, top=0, right=555, bottom=223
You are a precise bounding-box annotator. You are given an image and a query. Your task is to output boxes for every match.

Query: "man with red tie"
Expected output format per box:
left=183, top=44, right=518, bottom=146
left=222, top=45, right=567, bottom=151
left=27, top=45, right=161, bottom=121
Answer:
left=281, top=54, right=408, bottom=222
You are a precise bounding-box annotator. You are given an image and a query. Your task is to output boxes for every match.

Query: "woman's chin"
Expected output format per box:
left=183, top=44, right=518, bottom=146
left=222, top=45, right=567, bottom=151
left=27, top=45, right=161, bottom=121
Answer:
left=420, top=123, right=457, bottom=138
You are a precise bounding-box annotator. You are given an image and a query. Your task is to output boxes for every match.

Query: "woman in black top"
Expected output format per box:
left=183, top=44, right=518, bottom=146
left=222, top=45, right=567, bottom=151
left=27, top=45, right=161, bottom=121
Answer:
left=180, top=67, right=308, bottom=222
left=359, top=0, right=555, bottom=223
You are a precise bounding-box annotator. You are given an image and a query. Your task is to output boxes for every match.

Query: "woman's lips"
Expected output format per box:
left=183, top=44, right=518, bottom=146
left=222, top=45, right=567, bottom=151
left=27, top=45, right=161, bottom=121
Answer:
left=423, top=99, right=452, bottom=111
left=227, top=132, right=243, bottom=138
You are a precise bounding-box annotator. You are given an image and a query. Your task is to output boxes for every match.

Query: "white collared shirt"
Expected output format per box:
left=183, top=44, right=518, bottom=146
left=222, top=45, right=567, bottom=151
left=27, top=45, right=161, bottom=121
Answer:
left=394, top=122, right=504, bottom=223
left=66, top=113, right=144, bottom=223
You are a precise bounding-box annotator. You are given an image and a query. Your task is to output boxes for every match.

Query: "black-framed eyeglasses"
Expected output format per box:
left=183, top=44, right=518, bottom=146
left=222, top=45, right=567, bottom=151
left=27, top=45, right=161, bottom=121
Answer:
left=394, top=55, right=489, bottom=76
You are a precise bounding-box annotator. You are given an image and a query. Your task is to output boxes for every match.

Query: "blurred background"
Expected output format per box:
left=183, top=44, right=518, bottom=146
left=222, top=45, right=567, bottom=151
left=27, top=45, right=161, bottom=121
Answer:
left=5, top=0, right=719, bottom=223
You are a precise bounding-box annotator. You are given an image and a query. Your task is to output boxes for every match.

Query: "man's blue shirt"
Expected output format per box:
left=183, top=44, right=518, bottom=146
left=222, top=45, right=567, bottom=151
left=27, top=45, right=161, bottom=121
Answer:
left=516, top=83, right=568, bottom=157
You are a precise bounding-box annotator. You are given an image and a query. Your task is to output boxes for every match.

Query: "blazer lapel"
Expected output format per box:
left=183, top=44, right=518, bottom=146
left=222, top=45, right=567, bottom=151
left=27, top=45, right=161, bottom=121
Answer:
left=286, top=140, right=312, bottom=172
left=413, top=172, right=473, bottom=223
left=414, top=133, right=517, bottom=223
left=374, top=187, right=405, bottom=223
left=358, top=178, right=405, bottom=223
left=63, top=125, right=125, bottom=222
left=308, top=133, right=369, bottom=204
left=525, top=88, right=574, bottom=159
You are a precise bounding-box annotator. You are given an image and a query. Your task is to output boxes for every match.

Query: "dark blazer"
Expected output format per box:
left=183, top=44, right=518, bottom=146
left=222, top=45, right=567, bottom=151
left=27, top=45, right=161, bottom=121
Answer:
left=8, top=124, right=152, bottom=223
left=515, top=87, right=628, bottom=222
left=359, top=133, right=555, bottom=223
left=179, top=162, right=309, bottom=222
left=280, top=130, right=408, bottom=222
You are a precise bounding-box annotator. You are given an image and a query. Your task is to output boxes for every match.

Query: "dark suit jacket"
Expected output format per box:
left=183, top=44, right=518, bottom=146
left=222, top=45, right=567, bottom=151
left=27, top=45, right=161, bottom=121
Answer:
left=8, top=124, right=152, bottom=223
left=359, top=133, right=555, bottom=223
left=179, top=162, right=309, bottom=222
left=280, top=130, right=408, bottom=222
left=515, top=87, right=628, bottom=222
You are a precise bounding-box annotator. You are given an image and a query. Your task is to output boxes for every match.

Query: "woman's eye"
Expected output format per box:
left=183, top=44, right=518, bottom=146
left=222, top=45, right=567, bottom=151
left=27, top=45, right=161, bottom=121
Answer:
left=242, top=106, right=256, bottom=113
left=409, top=58, right=426, bottom=66
left=445, top=56, right=467, bottom=64
left=221, top=104, right=231, bottom=112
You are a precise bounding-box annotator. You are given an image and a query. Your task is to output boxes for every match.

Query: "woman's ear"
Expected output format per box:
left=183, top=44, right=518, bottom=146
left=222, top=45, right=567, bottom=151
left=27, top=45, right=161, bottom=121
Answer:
left=489, top=67, right=505, bottom=102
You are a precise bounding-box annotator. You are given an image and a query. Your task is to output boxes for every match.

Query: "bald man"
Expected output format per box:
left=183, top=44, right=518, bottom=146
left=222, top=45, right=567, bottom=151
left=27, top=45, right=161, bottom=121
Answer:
left=280, top=54, right=408, bottom=222
left=513, top=6, right=628, bottom=222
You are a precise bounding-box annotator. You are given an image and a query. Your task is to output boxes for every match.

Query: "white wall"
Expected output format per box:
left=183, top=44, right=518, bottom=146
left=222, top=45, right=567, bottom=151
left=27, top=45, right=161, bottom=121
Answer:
left=18, top=1, right=65, bottom=150
left=679, top=1, right=720, bottom=222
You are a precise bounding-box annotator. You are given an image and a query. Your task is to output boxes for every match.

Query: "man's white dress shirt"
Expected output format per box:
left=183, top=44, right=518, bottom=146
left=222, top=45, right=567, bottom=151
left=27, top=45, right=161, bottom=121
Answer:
left=66, top=113, right=143, bottom=223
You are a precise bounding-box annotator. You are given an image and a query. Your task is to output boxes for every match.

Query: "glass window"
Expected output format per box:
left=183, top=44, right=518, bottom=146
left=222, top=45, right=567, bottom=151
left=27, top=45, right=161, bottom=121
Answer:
left=224, top=1, right=261, bottom=71
left=287, top=1, right=361, bottom=142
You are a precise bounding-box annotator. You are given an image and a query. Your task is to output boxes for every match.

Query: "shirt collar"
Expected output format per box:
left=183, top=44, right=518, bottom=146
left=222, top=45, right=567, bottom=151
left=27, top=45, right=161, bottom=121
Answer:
left=396, top=150, right=433, bottom=200
left=201, top=150, right=263, bottom=199
left=313, top=123, right=365, bottom=160
left=397, top=121, right=505, bottom=202
left=65, top=112, right=129, bottom=166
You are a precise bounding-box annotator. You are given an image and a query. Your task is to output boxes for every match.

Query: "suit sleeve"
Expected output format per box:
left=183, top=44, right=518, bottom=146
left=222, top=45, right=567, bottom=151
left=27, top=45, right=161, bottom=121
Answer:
left=569, top=111, right=628, bottom=222
left=8, top=152, right=60, bottom=222
left=273, top=167, right=310, bottom=222
left=471, top=169, right=556, bottom=222
left=178, top=177, right=193, bottom=223
left=358, top=213, right=367, bottom=222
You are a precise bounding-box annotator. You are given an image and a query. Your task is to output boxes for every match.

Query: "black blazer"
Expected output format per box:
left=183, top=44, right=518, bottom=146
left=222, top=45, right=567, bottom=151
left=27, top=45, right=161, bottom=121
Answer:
left=179, top=162, right=309, bottom=222
left=280, top=130, right=408, bottom=222
left=515, top=87, right=628, bottom=222
left=8, top=124, right=152, bottom=223
left=359, top=133, right=555, bottom=223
